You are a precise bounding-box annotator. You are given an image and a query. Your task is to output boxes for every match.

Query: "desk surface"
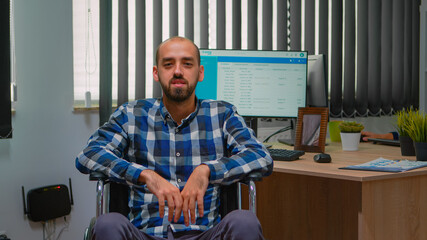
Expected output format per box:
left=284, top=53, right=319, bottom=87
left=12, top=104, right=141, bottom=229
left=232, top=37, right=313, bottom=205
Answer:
left=271, top=141, right=421, bottom=182
left=257, top=142, right=427, bottom=240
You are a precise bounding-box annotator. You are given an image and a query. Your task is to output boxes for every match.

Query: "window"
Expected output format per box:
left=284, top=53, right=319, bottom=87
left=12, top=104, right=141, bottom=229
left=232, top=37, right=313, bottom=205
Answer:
left=73, top=0, right=418, bottom=116
left=72, top=0, right=284, bottom=109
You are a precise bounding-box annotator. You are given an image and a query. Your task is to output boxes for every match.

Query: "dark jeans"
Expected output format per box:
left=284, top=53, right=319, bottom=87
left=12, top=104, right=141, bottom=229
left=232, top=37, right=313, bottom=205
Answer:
left=93, top=209, right=265, bottom=240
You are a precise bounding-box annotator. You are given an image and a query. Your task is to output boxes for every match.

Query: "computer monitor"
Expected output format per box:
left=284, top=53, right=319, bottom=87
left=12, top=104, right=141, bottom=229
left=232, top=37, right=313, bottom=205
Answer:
left=196, top=49, right=308, bottom=118
left=277, top=54, right=328, bottom=146
left=306, top=54, right=328, bottom=107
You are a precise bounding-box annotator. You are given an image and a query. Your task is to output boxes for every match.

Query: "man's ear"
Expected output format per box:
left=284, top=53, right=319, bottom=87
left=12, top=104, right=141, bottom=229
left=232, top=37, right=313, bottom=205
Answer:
left=153, top=66, right=159, bottom=82
left=198, top=65, right=204, bottom=82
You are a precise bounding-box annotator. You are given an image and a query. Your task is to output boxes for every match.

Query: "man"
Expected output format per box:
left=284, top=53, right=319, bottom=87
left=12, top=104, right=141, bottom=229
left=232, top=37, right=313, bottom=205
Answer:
left=76, top=36, right=273, bottom=239
left=361, top=131, right=398, bottom=142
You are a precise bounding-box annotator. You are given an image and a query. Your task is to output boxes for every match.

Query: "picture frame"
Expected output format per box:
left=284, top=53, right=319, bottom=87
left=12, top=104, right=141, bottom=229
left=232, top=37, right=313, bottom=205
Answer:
left=294, top=107, right=329, bottom=153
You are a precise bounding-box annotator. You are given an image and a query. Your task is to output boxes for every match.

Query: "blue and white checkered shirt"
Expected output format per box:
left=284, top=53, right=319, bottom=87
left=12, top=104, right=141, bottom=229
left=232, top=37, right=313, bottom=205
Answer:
left=76, top=98, right=273, bottom=237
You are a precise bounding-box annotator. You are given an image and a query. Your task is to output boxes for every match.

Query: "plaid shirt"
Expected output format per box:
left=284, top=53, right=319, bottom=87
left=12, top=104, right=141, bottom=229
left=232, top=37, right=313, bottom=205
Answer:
left=76, top=98, right=273, bottom=237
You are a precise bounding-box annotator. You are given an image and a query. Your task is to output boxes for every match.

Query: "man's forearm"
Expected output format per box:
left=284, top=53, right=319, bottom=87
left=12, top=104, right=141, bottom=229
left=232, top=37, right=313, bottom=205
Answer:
left=194, top=164, right=211, bottom=181
left=138, top=169, right=154, bottom=184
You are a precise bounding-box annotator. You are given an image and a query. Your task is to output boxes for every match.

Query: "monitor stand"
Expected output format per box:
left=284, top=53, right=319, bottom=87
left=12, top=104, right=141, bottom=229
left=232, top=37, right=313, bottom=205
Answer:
left=278, top=118, right=296, bottom=146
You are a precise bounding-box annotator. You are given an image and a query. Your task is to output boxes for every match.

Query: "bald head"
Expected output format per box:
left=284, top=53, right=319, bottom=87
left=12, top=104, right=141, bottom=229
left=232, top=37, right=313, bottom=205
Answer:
left=155, top=36, right=201, bottom=66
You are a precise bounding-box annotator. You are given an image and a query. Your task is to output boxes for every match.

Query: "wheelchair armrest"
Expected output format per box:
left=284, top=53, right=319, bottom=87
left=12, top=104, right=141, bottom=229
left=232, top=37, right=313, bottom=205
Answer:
left=89, top=171, right=108, bottom=182
left=238, top=171, right=264, bottom=214
left=227, top=171, right=262, bottom=216
left=240, top=171, right=263, bottom=185
left=89, top=171, right=110, bottom=217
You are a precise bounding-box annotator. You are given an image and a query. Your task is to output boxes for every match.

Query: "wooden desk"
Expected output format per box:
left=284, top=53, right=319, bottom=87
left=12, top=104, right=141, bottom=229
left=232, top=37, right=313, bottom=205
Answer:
left=254, top=142, right=427, bottom=240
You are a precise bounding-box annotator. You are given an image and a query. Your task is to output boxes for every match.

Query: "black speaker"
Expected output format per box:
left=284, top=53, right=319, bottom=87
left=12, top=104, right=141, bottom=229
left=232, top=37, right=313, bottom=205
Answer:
left=22, top=179, right=74, bottom=222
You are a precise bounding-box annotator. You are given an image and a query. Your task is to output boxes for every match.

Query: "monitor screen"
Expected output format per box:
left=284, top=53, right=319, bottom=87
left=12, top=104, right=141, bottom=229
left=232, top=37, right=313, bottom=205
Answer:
left=196, top=49, right=308, bottom=118
left=306, top=54, right=328, bottom=107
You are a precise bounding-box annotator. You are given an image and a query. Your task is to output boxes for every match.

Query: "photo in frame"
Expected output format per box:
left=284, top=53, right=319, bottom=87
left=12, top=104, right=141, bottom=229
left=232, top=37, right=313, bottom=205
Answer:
left=294, top=107, right=329, bottom=153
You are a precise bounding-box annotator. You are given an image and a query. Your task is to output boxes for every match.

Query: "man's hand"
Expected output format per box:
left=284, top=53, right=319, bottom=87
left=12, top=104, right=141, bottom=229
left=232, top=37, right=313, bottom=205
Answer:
left=180, top=164, right=210, bottom=226
left=361, top=131, right=394, bottom=142
left=139, top=170, right=183, bottom=222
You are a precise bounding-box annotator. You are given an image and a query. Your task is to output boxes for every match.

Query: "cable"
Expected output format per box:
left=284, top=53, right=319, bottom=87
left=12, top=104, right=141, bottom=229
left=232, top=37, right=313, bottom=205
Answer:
left=41, top=217, right=69, bottom=240
left=263, top=126, right=292, bottom=143
left=42, top=220, right=56, bottom=240
left=42, top=222, right=46, bottom=240
left=55, top=217, right=69, bottom=240
left=85, top=0, right=98, bottom=92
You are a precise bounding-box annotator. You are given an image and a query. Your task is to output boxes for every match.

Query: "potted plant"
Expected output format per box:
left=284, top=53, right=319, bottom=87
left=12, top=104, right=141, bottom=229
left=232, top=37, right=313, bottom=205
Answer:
left=403, top=110, right=427, bottom=161
left=396, top=109, right=416, bottom=156
left=339, top=121, right=364, bottom=151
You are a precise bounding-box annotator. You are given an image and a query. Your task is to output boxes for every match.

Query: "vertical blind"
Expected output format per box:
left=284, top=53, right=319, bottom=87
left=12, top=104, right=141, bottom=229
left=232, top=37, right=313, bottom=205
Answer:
left=99, top=0, right=289, bottom=124
left=98, top=0, right=420, bottom=124
left=298, top=0, right=419, bottom=117
left=99, top=0, right=113, bottom=126
left=289, top=0, right=419, bottom=117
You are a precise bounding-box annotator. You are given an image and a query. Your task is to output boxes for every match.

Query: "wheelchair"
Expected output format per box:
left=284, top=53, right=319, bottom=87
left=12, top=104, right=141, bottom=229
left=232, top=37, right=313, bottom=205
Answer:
left=83, top=171, right=263, bottom=240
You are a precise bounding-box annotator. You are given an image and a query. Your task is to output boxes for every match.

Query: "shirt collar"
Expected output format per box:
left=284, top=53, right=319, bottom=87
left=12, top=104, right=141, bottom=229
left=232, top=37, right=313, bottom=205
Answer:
left=158, top=97, right=201, bottom=127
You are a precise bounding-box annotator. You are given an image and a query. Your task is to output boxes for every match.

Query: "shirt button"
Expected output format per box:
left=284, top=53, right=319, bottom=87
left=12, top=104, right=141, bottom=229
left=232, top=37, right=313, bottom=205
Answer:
left=176, top=152, right=181, bottom=157
left=178, top=178, right=182, bottom=183
left=175, top=129, right=179, bottom=133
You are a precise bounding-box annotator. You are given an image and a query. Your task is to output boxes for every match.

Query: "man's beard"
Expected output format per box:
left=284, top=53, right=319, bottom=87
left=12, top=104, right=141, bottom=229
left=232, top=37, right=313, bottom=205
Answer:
left=160, top=76, right=197, bottom=102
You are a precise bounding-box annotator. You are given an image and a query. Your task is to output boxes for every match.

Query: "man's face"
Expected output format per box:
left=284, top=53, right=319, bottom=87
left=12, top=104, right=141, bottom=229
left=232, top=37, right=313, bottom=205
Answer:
left=153, top=39, right=204, bottom=103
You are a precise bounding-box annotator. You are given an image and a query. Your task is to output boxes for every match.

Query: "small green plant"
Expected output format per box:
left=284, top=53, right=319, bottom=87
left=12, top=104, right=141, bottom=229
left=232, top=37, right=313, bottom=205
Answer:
left=338, top=121, right=364, bottom=133
left=403, top=110, right=427, bottom=143
left=396, top=108, right=415, bottom=137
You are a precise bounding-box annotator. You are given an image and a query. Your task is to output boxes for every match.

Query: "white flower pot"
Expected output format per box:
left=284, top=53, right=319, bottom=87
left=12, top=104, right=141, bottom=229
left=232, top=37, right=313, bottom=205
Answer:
left=340, top=132, right=361, bottom=151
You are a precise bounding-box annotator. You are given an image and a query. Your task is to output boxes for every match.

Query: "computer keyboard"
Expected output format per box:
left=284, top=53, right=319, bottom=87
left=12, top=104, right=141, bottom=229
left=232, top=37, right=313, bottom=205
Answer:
left=268, top=148, right=305, bottom=161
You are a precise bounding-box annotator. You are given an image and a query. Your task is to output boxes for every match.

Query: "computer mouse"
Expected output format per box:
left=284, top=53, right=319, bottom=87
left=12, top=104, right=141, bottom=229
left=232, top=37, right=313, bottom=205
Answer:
left=313, top=153, right=331, bottom=163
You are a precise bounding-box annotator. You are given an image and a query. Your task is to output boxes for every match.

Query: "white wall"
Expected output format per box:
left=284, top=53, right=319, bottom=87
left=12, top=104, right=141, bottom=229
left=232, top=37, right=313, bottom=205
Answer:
left=0, top=1, right=98, bottom=239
